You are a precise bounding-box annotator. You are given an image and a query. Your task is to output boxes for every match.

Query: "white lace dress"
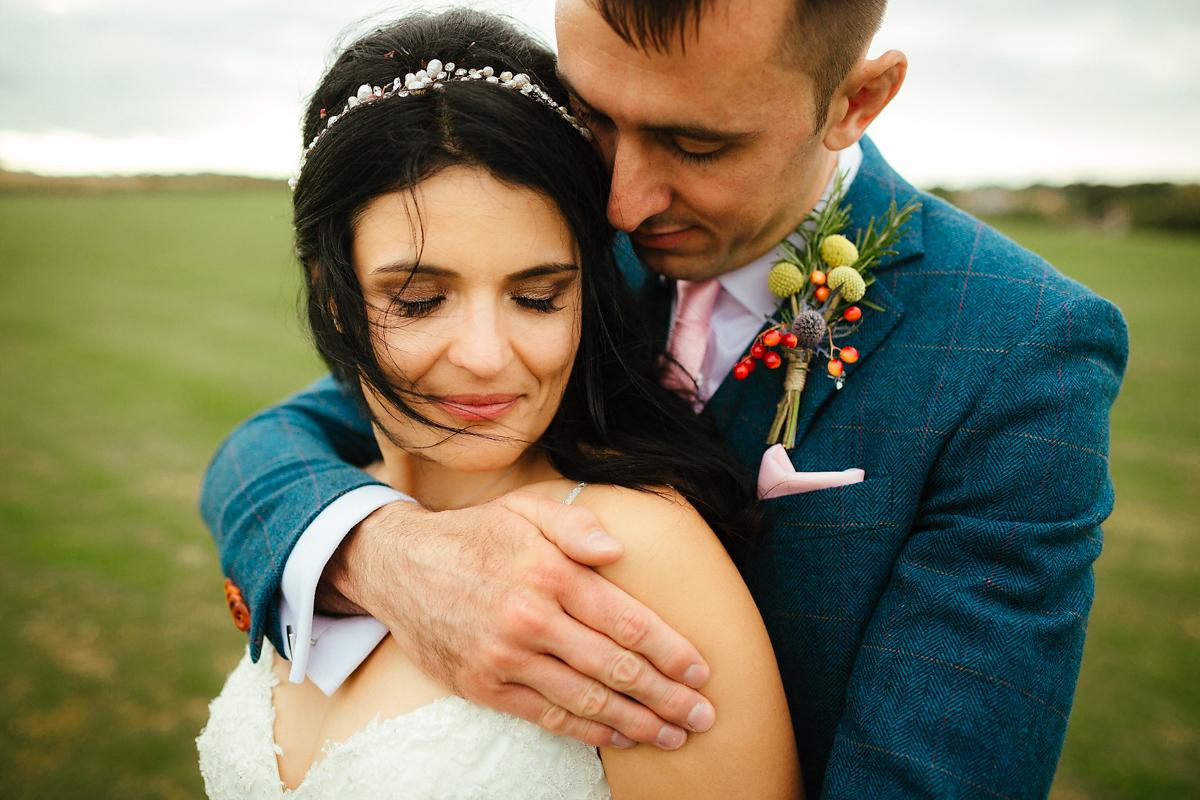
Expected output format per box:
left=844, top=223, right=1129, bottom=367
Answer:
left=196, top=642, right=611, bottom=799
left=197, top=483, right=611, bottom=799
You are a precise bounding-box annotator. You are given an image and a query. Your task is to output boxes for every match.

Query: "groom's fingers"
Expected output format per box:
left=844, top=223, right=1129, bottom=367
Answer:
left=502, top=491, right=712, bottom=683
left=512, top=655, right=688, bottom=749
left=541, top=613, right=715, bottom=737
left=501, top=491, right=625, bottom=566
left=494, top=682, right=631, bottom=750
left=559, top=562, right=711, bottom=691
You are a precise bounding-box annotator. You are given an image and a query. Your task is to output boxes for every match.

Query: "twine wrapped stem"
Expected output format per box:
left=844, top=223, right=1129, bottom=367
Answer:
left=766, top=349, right=812, bottom=448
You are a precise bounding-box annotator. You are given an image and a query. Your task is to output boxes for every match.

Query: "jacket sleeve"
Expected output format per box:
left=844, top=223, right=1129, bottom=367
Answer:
left=199, top=374, right=385, bottom=660
left=821, top=294, right=1129, bottom=799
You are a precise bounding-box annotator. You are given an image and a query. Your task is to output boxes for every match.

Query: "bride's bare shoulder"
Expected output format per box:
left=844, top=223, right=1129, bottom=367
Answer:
left=519, top=480, right=716, bottom=554
left=518, top=481, right=799, bottom=798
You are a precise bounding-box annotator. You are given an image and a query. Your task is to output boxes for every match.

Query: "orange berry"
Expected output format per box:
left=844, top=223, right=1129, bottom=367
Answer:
left=810, top=270, right=827, bottom=286
left=764, top=351, right=782, bottom=369
left=840, top=346, right=860, bottom=364
left=827, top=359, right=844, bottom=377
left=843, top=306, right=862, bottom=322
left=815, top=286, right=830, bottom=303
left=763, top=329, right=782, bottom=347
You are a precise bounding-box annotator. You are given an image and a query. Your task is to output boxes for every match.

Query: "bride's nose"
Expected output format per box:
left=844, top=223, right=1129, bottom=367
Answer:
left=444, top=298, right=513, bottom=378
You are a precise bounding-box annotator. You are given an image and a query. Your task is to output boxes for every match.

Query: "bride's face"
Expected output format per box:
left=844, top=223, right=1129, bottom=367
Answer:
left=351, top=165, right=583, bottom=473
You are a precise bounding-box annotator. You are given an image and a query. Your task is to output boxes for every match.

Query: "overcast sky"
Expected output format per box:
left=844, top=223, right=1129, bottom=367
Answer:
left=2, top=0, right=1197, bottom=186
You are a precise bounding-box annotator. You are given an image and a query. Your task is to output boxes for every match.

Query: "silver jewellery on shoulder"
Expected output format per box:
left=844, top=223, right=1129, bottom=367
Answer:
left=289, top=58, right=592, bottom=190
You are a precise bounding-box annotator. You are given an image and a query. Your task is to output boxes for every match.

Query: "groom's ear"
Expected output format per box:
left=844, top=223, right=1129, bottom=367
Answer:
left=822, top=49, right=907, bottom=151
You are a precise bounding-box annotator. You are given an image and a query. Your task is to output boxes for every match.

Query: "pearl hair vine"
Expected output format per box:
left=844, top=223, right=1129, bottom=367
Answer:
left=289, top=58, right=592, bottom=190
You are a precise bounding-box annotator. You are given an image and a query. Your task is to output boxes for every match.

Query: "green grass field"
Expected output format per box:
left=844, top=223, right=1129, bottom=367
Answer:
left=0, top=189, right=1195, bottom=798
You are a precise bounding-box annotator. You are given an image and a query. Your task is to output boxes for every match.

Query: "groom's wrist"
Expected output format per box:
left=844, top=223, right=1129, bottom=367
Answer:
left=316, top=500, right=424, bottom=616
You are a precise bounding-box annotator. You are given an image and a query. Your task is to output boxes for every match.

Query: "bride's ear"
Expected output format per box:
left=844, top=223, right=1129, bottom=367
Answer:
left=822, top=49, right=907, bottom=152
left=306, top=259, right=345, bottom=333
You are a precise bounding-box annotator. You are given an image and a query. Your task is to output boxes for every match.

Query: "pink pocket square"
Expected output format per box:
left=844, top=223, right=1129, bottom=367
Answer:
left=756, top=444, right=865, bottom=500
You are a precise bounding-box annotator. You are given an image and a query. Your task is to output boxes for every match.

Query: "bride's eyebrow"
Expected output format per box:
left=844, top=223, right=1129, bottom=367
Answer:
left=507, top=263, right=579, bottom=281
left=369, top=261, right=455, bottom=277
left=367, top=262, right=579, bottom=279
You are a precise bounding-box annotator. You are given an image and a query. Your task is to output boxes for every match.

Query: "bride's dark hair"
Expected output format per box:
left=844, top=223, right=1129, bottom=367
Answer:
left=293, top=8, right=761, bottom=544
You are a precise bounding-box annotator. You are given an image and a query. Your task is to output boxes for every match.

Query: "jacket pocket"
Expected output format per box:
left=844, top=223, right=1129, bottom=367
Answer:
left=761, top=476, right=900, bottom=541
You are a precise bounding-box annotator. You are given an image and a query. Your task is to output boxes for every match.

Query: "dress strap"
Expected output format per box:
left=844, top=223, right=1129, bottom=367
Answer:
left=562, top=482, right=587, bottom=506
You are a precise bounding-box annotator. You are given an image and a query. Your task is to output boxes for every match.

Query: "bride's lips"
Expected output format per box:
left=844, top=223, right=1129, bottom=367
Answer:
left=434, top=394, right=522, bottom=421
left=630, top=226, right=696, bottom=250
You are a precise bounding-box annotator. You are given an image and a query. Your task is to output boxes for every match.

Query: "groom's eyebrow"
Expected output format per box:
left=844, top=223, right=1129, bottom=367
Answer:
left=556, top=70, right=757, bottom=143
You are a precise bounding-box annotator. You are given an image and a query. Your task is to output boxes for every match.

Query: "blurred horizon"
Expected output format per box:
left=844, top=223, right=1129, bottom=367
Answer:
left=3, top=0, right=1198, bottom=188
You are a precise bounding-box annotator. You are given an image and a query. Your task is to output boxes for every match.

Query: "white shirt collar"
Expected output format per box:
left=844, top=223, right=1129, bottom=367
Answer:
left=718, top=142, right=863, bottom=319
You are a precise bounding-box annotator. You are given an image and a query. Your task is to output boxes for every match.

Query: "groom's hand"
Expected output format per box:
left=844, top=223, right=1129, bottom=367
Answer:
left=320, top=492, right=714, bottom=750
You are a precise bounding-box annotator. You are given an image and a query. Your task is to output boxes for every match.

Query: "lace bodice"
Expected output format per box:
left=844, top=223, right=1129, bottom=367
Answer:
left=197, top=644, right=611, bottom=799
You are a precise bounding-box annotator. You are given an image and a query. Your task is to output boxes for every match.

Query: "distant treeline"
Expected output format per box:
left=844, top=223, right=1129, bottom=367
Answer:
left=932, top=182, right=1200, bottom=233
left=3, top=169, right=1197, bottom=233
left=0, top=170, right=283, bottom=193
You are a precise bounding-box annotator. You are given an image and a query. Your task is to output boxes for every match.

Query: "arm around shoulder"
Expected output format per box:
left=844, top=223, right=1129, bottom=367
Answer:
left=577, top=485, right=801, bottom=800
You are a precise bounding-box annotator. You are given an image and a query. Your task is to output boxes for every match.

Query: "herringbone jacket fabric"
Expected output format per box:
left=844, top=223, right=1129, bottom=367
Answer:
left=201, top=138, right=1128, bottom=798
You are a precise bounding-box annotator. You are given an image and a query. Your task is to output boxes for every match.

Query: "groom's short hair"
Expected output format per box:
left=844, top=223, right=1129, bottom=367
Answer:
left=590, top=0, right=887, bottom=120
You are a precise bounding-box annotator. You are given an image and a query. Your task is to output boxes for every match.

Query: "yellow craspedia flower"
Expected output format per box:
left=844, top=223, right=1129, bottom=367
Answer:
left=827, top=265, right=866, bottom=302
left=820, top=234, right=859, bottom=268
left=767, top=261, right=805, bottom=298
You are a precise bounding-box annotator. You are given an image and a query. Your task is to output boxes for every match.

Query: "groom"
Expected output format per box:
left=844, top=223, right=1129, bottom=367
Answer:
left=202, top=0, right=1127, bottom=796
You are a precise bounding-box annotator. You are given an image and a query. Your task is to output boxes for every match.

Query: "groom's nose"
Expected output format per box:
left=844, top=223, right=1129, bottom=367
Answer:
left=606, top=140, right=672, bottom=233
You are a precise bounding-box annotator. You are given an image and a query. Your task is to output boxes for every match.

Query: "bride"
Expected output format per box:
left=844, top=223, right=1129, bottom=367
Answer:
left=197, top=9, right=799, bottom=798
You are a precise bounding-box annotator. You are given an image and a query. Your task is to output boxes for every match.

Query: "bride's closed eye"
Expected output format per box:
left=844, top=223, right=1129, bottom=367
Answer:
left=513, top=294, right=561, bottom=312
left=389, top=293, right=446, bottom=318
left=510, top=275, right=577, bottom=314
left=511, top=285, right=565, bottom=313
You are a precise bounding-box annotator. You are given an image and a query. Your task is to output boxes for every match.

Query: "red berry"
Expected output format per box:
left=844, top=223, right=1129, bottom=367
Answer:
left=843, top=306, right=862, bottom=322
left=764, top=351, right=782, bottom=369
left=815, top=286, right=830, bottom=303
left=827, top=359, right=844, bottom=377
left=782, top=332, right=798, bottom=348
left=763, top=329, right=782, bottom=347
left=840, top=346, right=860, bottom=364
left=810, top=270, right=827, bottom=286
left=733, top=361, right=751, bottom=380
left=750, top=343, right=766, bottom=360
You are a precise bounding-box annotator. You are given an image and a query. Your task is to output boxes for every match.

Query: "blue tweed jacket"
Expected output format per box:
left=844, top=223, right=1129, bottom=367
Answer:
left=201, top=138, right=1128, bottom=798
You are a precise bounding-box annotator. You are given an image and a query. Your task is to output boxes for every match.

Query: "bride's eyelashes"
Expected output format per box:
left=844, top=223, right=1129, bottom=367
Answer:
left=390, top=294, right=446, bottom=318
left=511, top=283, right=567, bottom=313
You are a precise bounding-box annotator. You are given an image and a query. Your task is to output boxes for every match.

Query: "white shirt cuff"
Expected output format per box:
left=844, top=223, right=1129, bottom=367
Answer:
left=278, top=484, right=412, bottom=694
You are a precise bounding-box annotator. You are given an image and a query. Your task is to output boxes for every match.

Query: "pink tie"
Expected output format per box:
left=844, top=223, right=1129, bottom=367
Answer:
left=662, top=278, right=720, bottom=401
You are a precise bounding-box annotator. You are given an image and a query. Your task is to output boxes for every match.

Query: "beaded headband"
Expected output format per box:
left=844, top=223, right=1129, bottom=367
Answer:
left=289, top=58, right=592, bottom=190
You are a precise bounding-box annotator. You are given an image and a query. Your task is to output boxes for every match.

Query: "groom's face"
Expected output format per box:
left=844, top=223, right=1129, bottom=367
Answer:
left=556, top=0, right=841, bottom=280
